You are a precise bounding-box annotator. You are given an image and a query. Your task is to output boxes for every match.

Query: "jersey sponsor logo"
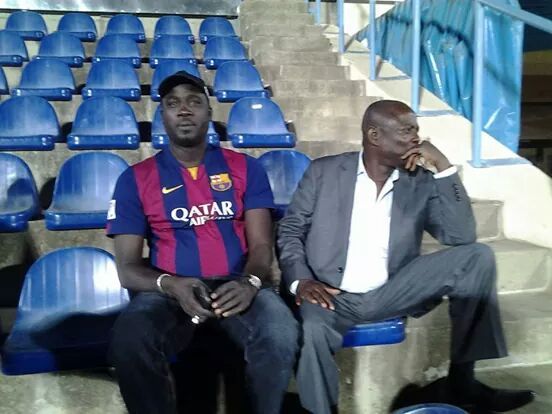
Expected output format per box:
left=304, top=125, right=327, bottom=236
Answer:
left=162, top=184, right=184, bottom=195
left=209, top=173, right=232, bottom=192
left=107, top=200, right=116, bottom=220
left=171, top=201, right=234, bottom=227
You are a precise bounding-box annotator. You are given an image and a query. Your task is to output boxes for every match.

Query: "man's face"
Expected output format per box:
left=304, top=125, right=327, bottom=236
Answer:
left=161, top=84, right=210, bottom=148
left=373, top=110, right=420, bottom=168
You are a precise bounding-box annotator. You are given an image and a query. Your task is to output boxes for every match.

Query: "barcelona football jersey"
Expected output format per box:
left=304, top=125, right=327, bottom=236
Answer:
left=106, top=145, right=275, bottom=278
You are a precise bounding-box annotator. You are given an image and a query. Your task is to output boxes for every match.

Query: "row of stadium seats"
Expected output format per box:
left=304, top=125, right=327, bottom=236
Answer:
left=0, top=32, right=246, bottom=69
left=2, top=11, right=236, bottom=43
left=0, top=59, right=266, bottom=102
left=0, top=96, right=295, bottom=150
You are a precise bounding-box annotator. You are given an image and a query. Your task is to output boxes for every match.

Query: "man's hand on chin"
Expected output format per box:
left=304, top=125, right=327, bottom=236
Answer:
left=401, top=140, right=452, bottom=172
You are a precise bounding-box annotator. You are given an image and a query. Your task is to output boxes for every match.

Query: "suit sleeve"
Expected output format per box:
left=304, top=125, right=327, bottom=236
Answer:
left=276, top=161, right=319, bottom=289
left=424, top=172, right=477, bottom=245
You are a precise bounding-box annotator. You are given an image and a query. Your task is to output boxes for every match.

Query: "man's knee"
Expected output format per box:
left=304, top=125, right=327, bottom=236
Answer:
left=254, top=311, right=299, bottom=365
left=468, top=242, right=496, bottom=272
left=300, top=303, right=340, bottom=351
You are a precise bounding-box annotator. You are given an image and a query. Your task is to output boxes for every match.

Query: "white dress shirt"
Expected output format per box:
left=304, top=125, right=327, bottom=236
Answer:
left=290, top=152, right=457, bottom=295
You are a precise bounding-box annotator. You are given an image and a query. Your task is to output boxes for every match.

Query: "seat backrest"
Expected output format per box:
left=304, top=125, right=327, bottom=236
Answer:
left=105, top=14, right=145, bottom=42
left=257, top=150, right=311, bottom=206
left=150, top=35, right=195, bottom=61
left=37, top=32, right=85, bottom=60
left=0, top=153, right=39, bottom=212
left=0, top=67, right=8, bottom=93
left=151, top=61, right=201, bottom=100
left=154, top=16, right=193, bottom=40
left=16, top=58, right=75, bottom=90
left=227, top=97, right=288, bottom=135
left=71, top=96, right=139, bottom=136
left=5, top=11, right=47, bottom=40
left=199, top=17, right=236, bottom=42
left=50, top=152, right=128, bottom=211
left=94, top=34, right=141, bottom=59
left=57, top=12, right=97, bottom=41
left=0, top=30, right=29, bottom=61
left=85, top=60, right=139, bottom=90
left=203, top=37, right=246, bottom=60
left=0, top=96, right=59, bottom=139
left=214, top=61, right=263, bottom=92
left=16, top=247, right=129, bottom=322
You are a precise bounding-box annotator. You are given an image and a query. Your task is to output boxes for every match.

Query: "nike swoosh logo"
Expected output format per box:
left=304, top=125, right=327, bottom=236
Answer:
left=162, top=185, right=184, bottom=195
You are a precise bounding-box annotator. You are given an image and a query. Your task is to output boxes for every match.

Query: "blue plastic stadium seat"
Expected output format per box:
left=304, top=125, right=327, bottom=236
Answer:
left=34, top=32, right=85, bottom=68
left=203, top=37, right=247, bottom=70
left=151, top=105, right=219, bottom=148
left=0, top=30, right=28, bottom=67
left=12, top=59, right=75, bottom=101
left=257, top=150, right=310, bottom=219
left=1, top=247, right=129, bottom=375
left=82, top=60, right=141, bottom=101
left=199, top=17, right=238, bottom=44
left=214, top=61, right=268, bottom=102
left=5, top=11, right=47, bottom=41
left=392, top=403, right=467, bottom=414
left=342, top=318, right=406, bottom=347
left=151, top=61, right=201, bottom=101
left=149, top=35, right=197, bottom=68
left=0, top=154, right=40, bottom=232
left=0, top=96, right=59, bottom=150
left=0, top=67, right=8, bottom=94
left=67, top=96, right=140, bottom=150
left=57, top=12, right=97, bottom=42
left=93, top=34, right=142, bottom=68
left=154, top=16, right=194, bottom=43
left=105, top=14, right=146, bottom=43
left=228, top=97, right=295, bottom=148
left=45, top=152, right=129, bottom=230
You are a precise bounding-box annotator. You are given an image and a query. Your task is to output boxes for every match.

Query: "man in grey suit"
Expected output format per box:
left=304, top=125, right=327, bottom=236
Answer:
left=277, top=100, right=534, bottom=414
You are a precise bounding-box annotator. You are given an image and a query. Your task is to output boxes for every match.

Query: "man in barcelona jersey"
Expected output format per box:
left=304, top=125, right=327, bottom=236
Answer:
left=106, top=71, right=299, bottom=414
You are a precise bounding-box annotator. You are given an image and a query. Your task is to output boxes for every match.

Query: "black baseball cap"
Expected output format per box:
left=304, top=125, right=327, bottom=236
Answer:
left=158, top=71, right=209, bottom=99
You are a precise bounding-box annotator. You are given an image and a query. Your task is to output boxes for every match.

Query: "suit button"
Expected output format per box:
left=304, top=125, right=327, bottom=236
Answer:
left=338, top=267, right=344, bottom=273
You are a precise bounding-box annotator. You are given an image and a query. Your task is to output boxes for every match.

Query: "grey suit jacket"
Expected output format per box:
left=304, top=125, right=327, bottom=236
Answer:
left=277, top=151, right=477, bottom=290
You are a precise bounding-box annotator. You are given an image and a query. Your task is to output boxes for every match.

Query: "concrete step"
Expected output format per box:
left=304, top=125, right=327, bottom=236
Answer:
left=253, top=50, right=339, bottom=66
left=271, top=79, right=366, bottom=98
left=242, top=23, right=323, bottom=40
left=240, top=12, right=314, bottom=27
left=422, top=239, right=551, bottom=293
left=239, top=0, right=309, bottom=14
left=249, top=35, right=332, bottom=53
left=274, top=96, right=380, bottom=118
left=290, top=116, right=361, bottom=142
left=258, top=64, right=349, bottom=83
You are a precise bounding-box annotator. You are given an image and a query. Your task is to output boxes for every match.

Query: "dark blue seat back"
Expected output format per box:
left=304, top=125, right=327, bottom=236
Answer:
left=257, top=150, right=310, bottom=219
left=105, top=14, right=146, bottom=42
left=35, top=32, right=85, bottom=67
left=57, top=12, right=97, bottom=42
left=45, top=152, right=128, bottom=230
left=151, top=105, right=219, bottom=148
left=5, top=11, right=47, bottom=40
left=1, top=247, right=129, bottom=375
left=67, top=96, right=140, bottom=150
left=93, top=34, right=142, bottom=68
left=227, top=97, right=295, bottom=148
left=151, top=61, right=201, bottom=101
left=82, top=60, right=141, bottom=101
left=0, top=96, right=59, bottom=150
left=0, top=30, right=28, bottom=66
left=199, top=17, right=237, bottom=44
left=0, top=153, right=40, bottom=232
left=149, top=35, right=197, bottom=68
left=214, top=61, right=267, bottom=102
left=203, top=37, right=247, bottom=69
left=12, top=58, right=75, bottom=101
left=392, top=403, right=467, bottom=414
left=154, top=16, right=194, bottom=43
left=0, top=67, right=8, bottom=94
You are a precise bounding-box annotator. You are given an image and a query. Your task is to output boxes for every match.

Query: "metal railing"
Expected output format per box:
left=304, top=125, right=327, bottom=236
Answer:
left=312, top=0, right=552, bottom=167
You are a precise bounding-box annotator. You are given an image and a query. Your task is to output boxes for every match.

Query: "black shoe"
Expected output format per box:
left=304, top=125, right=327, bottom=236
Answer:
left=448, top=379, right=535, bottom=413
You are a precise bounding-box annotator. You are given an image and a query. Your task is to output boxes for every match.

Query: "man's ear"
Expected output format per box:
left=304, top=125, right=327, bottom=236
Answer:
left=364, top=125, right=379, bottom=146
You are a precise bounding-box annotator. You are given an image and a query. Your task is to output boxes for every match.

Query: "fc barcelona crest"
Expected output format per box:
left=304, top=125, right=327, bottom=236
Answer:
left=209, top=173, right=232, bottom=191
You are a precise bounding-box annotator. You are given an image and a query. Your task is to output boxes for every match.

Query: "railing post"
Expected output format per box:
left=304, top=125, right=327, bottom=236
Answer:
left=369, top=0, right=376, bottom=80
left=338, top=0, right=345, bottom=53
left=315, top=0, right=321, bottom=25
left=471, top=0, right=485, bottom=167
left=411, top=0, right=421, bottom=113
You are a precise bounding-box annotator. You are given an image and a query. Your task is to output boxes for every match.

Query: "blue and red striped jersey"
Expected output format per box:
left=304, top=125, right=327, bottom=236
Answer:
left=106, top=145, right=275, bottom=278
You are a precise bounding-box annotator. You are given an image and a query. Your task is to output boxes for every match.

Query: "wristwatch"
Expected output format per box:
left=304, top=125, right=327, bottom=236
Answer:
left=244, top=274, right=262, bottom=290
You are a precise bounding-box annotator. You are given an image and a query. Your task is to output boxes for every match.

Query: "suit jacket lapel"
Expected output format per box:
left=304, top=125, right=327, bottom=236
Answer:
left=338, top=152, right=359, bottom=253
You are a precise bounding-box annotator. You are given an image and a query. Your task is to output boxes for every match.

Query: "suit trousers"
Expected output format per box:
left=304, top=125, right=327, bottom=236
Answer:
left=296, top=242, right=508, bottom=414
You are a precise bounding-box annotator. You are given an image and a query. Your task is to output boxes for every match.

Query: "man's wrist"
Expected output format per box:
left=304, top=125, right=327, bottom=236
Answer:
left=156, top=273, right=172, bottom=295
